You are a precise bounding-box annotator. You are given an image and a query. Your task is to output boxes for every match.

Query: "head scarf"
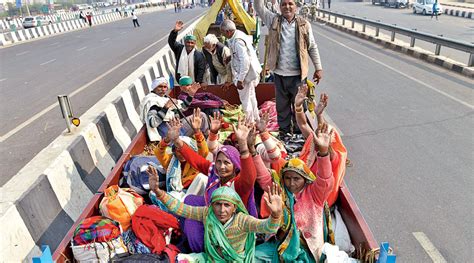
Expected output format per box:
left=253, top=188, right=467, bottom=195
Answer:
left=215, top=145, right=241, bottom=175
left=184, top=34, right=197, bottom=42
left=267, top=169, right=316, bottom=262
left=281, top=158, right=316, bottom=182
left=204, top=187, right=255, bottom=262
left=151, top=77, right=168, bottom=92
left=166, top=136, right=198, bottom=195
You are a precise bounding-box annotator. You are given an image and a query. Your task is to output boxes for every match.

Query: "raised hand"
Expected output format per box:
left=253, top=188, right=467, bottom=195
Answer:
left=185, top=82, right=201, bottom=96
left=165, top=116, right=182, bottom=143
left=247, top=125, right=257, bottom=154
left=256, top=110, right=269, bottom=133
left=164, top=98, right=178, bottom=109
left=174, top=20, right=184, bottom=32
left=209, top=111, right=222, bottom=134
left=232, top=115, right=251, bottom=143
left=315, top=93, right=328, bottom=116
left=314, top=122, right=332, bottom=155
left=263, top=182, right=283, bottom=219
left=147, top=166, right=165, bottom=198
left=191, top=108, right=202, bottom=133
left=295, top=84, right=308, bottom=108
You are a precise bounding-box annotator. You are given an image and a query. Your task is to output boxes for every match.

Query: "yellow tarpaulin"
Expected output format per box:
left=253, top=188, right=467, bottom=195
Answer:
left=193, top=0, right=256, bottom=47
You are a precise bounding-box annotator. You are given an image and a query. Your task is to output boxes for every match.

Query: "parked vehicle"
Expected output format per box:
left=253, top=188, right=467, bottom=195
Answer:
left=413, top=0, right=443, bottom=15
left=372, top=0, right=387, bottom=6
left=385, top=0, right=408, bottom=8
left=75, top=4, right=93, bottom=10
left=22, top=16, right=52, bottom=28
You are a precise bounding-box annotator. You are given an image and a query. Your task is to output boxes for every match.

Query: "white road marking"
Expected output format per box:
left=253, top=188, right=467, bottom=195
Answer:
left=40, top=59, right=56, bottom=66
left=76, top=46, right=87, bottom=51
left=120, top=31, right=127, bottom=34
left=316, top=31, right=474, bottom=110
left=0, top=78, right=7, bottom=82
left=49, top=42, right=59, bottom=46
left=0, top=13, right=203, bottom=143
left=412, top=232, right=447, bottom=263
left=16, top=51, right=29, bottom=56
left=101, top=38, right=110, bottom=42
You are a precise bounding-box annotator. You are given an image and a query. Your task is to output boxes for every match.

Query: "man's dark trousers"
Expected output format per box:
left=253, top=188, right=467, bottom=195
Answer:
left=274, top=74, right=303, bottom=135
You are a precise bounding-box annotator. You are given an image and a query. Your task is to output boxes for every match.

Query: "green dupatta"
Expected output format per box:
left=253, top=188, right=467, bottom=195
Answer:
left=204, top=187, right=256, bottom=262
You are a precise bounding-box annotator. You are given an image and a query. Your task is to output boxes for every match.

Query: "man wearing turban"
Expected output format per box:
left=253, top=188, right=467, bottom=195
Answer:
left=168, top=20, right=207, bottom=84
left=139, top=76, right=209, bottom=141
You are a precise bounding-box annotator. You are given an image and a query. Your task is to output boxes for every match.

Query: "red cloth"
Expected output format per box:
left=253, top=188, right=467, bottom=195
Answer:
left=132, top=205, right=180, bottom=254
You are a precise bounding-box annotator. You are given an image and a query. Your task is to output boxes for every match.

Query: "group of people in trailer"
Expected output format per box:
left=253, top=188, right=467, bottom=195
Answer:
left=135, top=0, right=351, bottom=262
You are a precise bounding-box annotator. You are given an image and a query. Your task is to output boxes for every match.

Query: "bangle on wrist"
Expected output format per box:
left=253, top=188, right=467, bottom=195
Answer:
left=318, top=151, right=329, bottom=157
left=240, top=150, right=249, bottom=156
left=271, top=213, right=281, bottom=219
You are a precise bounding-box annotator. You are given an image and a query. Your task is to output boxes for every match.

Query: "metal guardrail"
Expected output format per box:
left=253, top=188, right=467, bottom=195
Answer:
left=316, top=9, right=474, bottom=66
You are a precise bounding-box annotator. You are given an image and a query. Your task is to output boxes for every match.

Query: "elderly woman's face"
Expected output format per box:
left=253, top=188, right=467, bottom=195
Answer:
left=212, top=200, right=236, bottom=224
left=283, top=171, right=306, bottom=193
left=215, top=152, right=235, bottom=180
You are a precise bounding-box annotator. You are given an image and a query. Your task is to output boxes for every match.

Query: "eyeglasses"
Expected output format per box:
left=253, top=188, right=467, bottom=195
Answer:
left=157, top=85, right=168, bottom=88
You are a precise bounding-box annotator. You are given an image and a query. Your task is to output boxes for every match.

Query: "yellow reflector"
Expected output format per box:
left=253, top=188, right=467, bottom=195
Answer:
left=71, top=118, right=80, bottom=127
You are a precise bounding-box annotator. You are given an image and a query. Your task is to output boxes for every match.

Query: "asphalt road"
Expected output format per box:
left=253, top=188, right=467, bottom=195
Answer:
left=327, top=2, right=474, bottom=64
left=0, top=7, right=206, bottom=186
left=310, top=21, right=473, bottom=262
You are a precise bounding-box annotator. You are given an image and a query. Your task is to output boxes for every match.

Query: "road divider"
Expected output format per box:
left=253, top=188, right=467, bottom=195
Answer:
left=0, top=16, right=200, bottom=261
left=0, top=5, right=173, bottom=47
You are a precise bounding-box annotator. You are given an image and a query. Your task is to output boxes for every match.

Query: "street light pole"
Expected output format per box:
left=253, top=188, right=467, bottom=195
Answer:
left=25, top=0, right=31, bottom=16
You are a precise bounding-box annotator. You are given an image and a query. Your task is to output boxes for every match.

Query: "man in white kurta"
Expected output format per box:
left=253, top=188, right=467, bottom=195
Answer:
left=221, top=20, right=262, bottom=122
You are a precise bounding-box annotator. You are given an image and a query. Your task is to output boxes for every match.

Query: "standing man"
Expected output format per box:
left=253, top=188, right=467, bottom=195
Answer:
left=86, top=12, right=92, bottom=26
left=328, top=0, right=331, bottom=9
left=255, top=0, right=323, bottom=137
left=221, top=19, right=262, bottom=122
left=202, top=34, right=232, bottom=85
left=131, top=11, right=140, bottom=27
left=168, top=20, right=207, bottom=84
left=431, top=0, right=439, bottom=20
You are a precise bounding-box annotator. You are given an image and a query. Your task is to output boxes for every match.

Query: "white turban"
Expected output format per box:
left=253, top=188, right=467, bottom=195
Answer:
left=204, top=34, right=219, bottom=45
left=150, top=77, right=168, bottom=91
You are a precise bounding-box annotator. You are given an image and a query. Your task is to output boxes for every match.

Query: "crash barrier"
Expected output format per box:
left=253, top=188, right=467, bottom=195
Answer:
left=0, top=3, right=171, bottom=32
left=0, top=13, right=120, bottom=46
left=316, top=9, right=474, bottom=77
left=0, top=5, right=173, bottom=47
left=0, top=10, right=112, bottom=32
left=443, top=7, right=473, bottom=19
left=0, top=17, right=200, bottom=262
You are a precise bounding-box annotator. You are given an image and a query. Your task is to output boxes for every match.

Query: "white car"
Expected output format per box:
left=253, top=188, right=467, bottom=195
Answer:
left=22, top=16, right=52, bottom=28
left=413, top=0, right=443, bottom=15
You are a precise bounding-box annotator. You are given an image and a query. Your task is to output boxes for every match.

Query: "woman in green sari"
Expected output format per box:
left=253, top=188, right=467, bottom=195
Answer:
left=148, top=166, right=283, bottom=262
